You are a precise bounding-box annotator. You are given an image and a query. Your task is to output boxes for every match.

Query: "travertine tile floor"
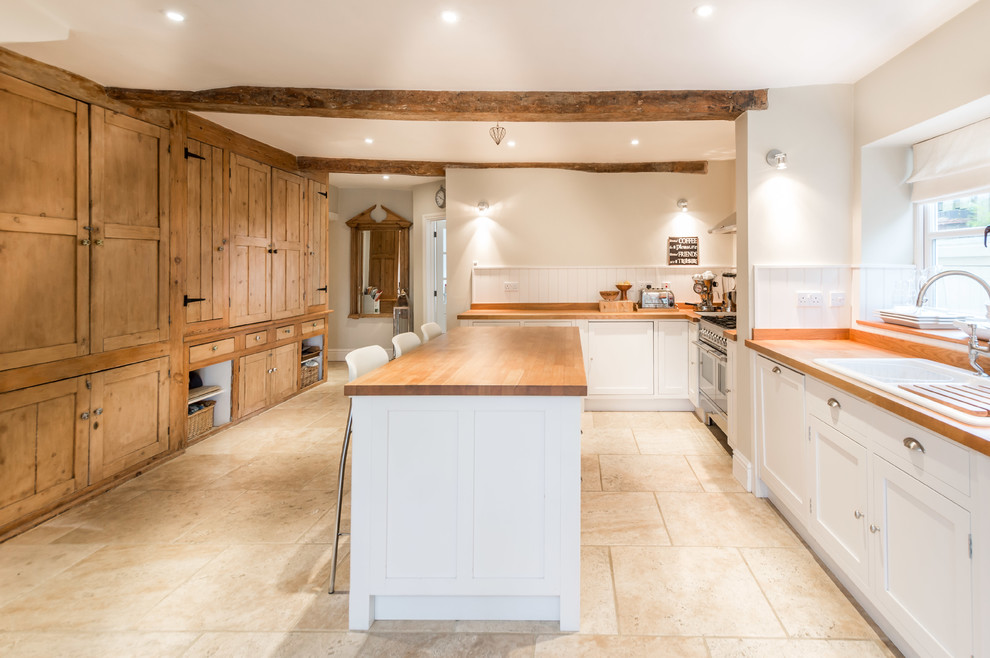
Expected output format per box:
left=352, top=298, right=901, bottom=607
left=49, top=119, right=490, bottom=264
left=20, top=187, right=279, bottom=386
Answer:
left=0, top=364, right=900, bottom=657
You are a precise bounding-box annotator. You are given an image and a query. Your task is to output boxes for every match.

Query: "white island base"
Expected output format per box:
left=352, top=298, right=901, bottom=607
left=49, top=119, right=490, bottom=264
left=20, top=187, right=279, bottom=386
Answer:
left=347, top=395, right=581, bottom=631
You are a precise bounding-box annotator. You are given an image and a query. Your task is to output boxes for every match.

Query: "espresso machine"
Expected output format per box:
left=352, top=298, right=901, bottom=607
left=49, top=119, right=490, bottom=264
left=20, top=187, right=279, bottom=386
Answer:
left=692, top=271, right=718, bottom=312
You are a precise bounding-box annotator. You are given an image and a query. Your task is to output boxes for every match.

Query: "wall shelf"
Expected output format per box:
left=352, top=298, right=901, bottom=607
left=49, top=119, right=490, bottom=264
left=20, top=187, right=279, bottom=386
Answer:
left=188, top=385, right=224, bottom=404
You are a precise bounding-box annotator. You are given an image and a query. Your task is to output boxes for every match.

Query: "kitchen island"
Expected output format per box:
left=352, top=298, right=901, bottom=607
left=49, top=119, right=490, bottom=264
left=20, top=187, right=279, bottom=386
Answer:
left=343, top=326, right=588, bottom=631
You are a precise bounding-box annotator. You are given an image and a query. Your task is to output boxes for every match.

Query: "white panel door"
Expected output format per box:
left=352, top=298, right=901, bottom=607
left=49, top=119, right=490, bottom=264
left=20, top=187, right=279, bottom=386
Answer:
left=755, top=356, right=807, bottom=518
left=872, top=457, right=972, bottom=658
left=657, top=320, right=689, bottom=398
left=587, top=321, right=654, bottom=395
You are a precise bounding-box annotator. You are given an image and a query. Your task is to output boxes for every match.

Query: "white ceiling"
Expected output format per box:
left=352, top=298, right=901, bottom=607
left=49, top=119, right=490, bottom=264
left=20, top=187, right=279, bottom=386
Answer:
left=2, top=0, right=980, bottom=188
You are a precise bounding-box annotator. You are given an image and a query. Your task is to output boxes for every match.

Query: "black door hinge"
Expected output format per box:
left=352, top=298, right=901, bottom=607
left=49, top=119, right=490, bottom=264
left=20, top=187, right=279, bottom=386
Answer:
left=184, top=294, right=206, bottom=306
left=184, top=147, right=206, bottom=161
left=434, top=290, right=438, bottom=297
left=317, top=286, right=328, bottom=292
left=318, top=191, right=328, bottom=198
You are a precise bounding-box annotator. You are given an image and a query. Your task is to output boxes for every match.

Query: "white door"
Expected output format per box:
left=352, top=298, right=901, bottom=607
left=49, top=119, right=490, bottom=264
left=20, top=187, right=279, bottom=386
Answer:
left=587, top=321, right=654, bottom=395
left=755, top=356, right=807, bottom=519
left=428, top=219, right=447, bottom=331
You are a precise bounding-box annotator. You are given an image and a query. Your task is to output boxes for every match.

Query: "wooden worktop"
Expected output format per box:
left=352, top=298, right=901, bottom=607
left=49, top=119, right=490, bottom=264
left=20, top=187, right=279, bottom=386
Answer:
left=746, top=338, right=990, bottom=457
left=345, top=327, right=588, bottom=397
left=457, top=304, right=701, bottom=321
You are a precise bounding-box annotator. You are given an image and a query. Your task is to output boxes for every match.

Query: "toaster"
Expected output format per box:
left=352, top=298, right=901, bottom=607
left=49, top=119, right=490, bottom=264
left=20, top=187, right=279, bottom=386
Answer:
left=640, top=288, right=675, bottom=308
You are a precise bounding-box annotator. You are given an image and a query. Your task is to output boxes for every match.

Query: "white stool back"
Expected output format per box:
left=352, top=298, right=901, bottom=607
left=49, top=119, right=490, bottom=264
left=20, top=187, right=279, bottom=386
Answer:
left=391, top=332, right=422, bottom=358
left=345, top=345, right=389, bottom=381
left=420, top=322, right=443, bottom=342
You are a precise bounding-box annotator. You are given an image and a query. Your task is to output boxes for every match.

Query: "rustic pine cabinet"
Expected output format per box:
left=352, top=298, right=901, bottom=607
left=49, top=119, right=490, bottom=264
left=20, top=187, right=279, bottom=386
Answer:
left=237, top=343, right=299, bottom=418
left=271, top=169, right=306, bottom=320
left=89, top=107, right=170, bottom=353
left=306, top=179, right=329, bottom=311
left=184, top=138, right=227, bottom=327
left=230, top=153, right=273, bottom=326
left=0, top=73, right=89, bottom=371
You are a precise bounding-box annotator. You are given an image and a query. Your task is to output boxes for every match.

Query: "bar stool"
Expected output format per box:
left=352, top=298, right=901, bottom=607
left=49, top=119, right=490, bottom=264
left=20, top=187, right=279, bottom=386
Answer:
left=391, top=331, right=421, bottom=358
left=329, top=344, right=389, bottom=594
left=420, top=322, right=443, bottom=342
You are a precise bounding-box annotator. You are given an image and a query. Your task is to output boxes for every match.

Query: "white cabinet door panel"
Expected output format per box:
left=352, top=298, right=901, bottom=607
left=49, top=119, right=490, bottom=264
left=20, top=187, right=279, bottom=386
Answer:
left=756, top=356, right=807, bottom=518
left=587, top=321, right=654, bottom=395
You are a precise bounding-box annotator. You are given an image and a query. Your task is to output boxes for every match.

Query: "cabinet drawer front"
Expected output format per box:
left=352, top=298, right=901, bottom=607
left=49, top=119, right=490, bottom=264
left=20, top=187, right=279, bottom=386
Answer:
left=806, top=378, right=870, bottom=442
left=246, top=331, right=268, bottom=346
left=189, top=338, right=235, bottom=363
left=872, top=410, right=971, bottom=496
left=302, top=319, right=325, bottom=335
left=275, top=324, right=296, bottom=340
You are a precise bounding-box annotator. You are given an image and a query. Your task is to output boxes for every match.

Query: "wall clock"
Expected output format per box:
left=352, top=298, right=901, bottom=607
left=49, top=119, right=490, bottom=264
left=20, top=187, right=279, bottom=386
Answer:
left=435, top=185, right=446, bottom=209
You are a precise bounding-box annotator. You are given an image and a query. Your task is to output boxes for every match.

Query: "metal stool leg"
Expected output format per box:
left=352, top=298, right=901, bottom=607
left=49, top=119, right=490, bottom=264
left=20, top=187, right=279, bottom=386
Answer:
left=329, top=399, right=353, bottom=594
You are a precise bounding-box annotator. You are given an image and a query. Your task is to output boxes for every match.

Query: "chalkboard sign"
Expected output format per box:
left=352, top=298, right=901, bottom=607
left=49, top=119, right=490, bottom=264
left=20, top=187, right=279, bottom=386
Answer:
left=667, top=236, right=699, bottom=265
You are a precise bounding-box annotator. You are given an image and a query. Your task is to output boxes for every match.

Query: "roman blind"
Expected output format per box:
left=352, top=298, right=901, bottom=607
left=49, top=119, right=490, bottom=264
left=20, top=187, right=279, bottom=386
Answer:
left=908, top=116, right=990, bottom=202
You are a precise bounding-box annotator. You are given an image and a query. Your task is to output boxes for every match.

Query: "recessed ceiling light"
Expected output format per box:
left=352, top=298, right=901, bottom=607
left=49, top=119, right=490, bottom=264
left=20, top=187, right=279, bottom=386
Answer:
left=507, top=141, right=516, bottom=148
left=382, top=175, right=390, bottom=180
left=631, top=139, right=640, bottom=146
left=693, top=5, right=714, bottom=18
left=165, top=10, right=185, bottom=22
left=441, top=10, right=459, bottom=24
left=364, top=138, right=374, bottom=144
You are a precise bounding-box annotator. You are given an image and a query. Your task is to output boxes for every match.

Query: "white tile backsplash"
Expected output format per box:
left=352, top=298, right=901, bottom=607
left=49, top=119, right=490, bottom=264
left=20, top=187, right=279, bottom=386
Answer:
left=856, top=265, right=918, bottom=322
left=472, top=265, right=735, bottom=306
left=753, top=265, right=852, bottom=329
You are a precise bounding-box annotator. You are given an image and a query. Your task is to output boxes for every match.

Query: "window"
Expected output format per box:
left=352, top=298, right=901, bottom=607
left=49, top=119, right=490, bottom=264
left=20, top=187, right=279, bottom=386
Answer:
left=921, top=191, right=990, bottom=315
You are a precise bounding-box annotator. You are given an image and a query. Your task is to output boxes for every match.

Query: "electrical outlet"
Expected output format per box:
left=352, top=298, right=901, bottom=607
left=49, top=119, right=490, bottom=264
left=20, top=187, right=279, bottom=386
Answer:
left=503, top=281, right=519, bottom=292
left=661, top=281, right=672, bottom=290
left=641, top=281, right=654, bottom=290
left=829, top=291, right=846, bottom=307
left=797, top=291, right=824, bottom=307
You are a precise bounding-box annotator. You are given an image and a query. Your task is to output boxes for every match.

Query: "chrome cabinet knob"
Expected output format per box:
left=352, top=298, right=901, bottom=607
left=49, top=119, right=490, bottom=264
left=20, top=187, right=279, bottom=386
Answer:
left=903, top=437, right=926, bottom=453
left=80, top=411, right=90, bottom=420
left=94, top=408, right=103, bottom=416
left=827, top=398, right=841, bottom=409
left=771, top=366, right=781, bottom=374
left=256, top=335, right=263, bottom=341
left=870, top=524, right=880, bottom=534
left=854, top=510, right=864, bottom=519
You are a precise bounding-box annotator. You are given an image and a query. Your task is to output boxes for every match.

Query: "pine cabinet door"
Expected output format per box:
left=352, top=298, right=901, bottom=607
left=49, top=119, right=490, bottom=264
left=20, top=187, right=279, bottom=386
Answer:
left=90, top=108, right=169, bottom=352
left=306, top=179, right=329, bottom=311
left=238, top=350, right=271, bottom=417
left=184, top=139, right=227, bottom=327
left=270, top=343, right=299, bottom=404
left=230, top=154, right=272, bottom=326
left=271, top=169, right=306, bottom=320
left=0, top=73, right=90, bottom=370
left=88, top=358, right=169, bottom=483
left=755, top=356, right=807, bottom=519
left=0, top=378, right=89, bottom=528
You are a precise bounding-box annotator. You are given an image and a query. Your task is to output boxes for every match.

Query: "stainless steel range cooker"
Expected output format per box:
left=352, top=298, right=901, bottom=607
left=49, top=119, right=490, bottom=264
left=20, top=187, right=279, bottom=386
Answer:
left=694, top=314, right=735, bottom=433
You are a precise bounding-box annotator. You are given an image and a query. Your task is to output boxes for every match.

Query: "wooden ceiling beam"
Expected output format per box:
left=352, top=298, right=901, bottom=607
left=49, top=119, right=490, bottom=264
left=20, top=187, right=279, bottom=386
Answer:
left=104, top=87, right=767, bottom=122
left=296, top=158, right=708, bottom=176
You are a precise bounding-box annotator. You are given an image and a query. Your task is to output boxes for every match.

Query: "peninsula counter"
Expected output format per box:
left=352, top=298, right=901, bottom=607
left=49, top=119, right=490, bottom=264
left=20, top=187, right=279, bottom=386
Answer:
left=344, top=327, right=588, bottom=630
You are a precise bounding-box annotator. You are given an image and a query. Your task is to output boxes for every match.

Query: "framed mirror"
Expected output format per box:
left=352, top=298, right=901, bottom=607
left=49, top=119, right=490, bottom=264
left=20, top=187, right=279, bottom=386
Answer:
left=346, top=205, right=412, bottom=318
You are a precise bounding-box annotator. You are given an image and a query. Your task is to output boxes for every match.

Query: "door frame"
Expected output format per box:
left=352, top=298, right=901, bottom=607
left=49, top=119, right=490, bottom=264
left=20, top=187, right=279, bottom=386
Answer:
left=422, top=212, right=446, bottom=328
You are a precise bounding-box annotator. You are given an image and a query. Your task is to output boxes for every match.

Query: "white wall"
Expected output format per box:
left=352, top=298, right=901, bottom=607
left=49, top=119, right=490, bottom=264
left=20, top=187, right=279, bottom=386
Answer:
left=328, top=188, right=414, bottom=357
left=411, top=181, right=445, bottom=332
left=445, top=163, right=736, bottom=318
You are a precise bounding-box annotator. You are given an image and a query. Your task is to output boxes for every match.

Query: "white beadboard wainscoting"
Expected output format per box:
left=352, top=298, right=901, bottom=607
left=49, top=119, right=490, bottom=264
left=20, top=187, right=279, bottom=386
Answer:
left=753, top=265, right=853, bottom=329
left=855, top=265, right=918, bottom=323
left=472, top=266, right=735, bottom=305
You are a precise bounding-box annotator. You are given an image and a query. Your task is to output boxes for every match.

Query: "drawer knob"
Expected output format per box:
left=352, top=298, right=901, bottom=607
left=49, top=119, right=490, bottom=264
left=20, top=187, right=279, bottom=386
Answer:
left=80, top=411, right=90, bottom=420
left=854, top=510, right=863, bottom=519
left=869, top=524, right=881, bottom=534
left=903, top=437, right=926, bottom=453
left=256, top=335, right=263, bottom=341
left=312, top=322, right=318, bottom=327
left=81, top=239, right=91, bottom=246
left=771, top=366, right=781, bottom=374
left=211, top=345, right=219, bottom=351
left=94, top=408, right=103, bottom=416
left=827, top=398, right=841, bottom=409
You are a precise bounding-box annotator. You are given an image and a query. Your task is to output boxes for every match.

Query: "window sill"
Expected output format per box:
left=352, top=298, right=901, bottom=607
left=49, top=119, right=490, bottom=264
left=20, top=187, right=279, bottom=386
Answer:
left=856, top=319, right=969, bottom=346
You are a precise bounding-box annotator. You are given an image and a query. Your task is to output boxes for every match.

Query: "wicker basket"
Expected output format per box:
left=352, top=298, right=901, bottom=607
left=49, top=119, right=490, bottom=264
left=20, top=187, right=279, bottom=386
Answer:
left=301, top=363, right=320, bottom=388
left=187, top=399, right=216, bottom=440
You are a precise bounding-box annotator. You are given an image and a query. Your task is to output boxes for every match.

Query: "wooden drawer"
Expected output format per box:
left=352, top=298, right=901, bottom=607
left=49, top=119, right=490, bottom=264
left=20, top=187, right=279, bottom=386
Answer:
left=301, top=318, right=325, bottom=335
left=806, top=378, right=871, bottom=443
left=275, top=324, right=296, bottom=340
left=189, top=338, right=235, bottom=364
left=871, top=409, right=971, bottom=496
left=246, top=330, right=268, bottom=347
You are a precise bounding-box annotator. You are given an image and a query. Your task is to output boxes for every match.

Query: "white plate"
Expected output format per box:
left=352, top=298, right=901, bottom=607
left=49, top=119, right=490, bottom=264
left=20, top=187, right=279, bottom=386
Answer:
left=952, top=320, right=990, bottom=340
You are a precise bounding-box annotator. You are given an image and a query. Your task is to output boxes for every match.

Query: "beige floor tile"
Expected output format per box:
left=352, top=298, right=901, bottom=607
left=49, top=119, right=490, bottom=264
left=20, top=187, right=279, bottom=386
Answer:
left=52, top=490, right=245, bottom=545
left=535, top=634, right=708, bottom=657
left=706, top=638, right=896, bottom=657
left=370, top=620, right=458, bottom=633
left=183, top=425, right=278, bottom=456
left=633, top=427, right=725, bottom=455
left=741, top=547, right=879, bottom=639
left=207, top=453, right=334, bottom=491
left=581, top=492, right=670, bottom=546
left=0, top=544, right=102, bottom=606
left=140, top=544, right=334, bottom=632
left=580, top=546, right=618, bottom=634
left=294, top=563, right=350, bottom=630
left=660, top=412, right=708, bottom=431
left=611, top=546, right=785, bottom=637
left=599, top=455, right=702, bottom=492
left=239, top=407, right=333, bottom=430
left=247, top=427, right=343, bottom=455
left=581, top=455, right=602, bottom=491
left=685, top=454, right=747, bottom=492
left=357, top=632, right=536, bottom=657
left=657, top=492, right=800, bottom=547
left=592, top=412, right=635, bottom=428
left=580, top=412, right=594, bottom=431
left=0, top=631, right=199, bottom=658
left=122, top=454, right=254, bottom=491
left=454, top=620, right=560, bottom=634
left=175, top=489, right=332, bottom=544
left=0, top=544, right=223, bottom=631
left=581, top=428, right=639, bottom=455
left=297, top=499, right=351, bottom=544
left=183, top=631, right=367, bottom=657
left=0, top=522, right=77, bottom=546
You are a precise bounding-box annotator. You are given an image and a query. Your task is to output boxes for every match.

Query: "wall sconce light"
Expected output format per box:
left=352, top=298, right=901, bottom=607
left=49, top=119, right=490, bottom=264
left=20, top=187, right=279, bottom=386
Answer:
left=766, top=149, right=788, bottom=170
left=477, top=201, right=490, bottom=214
left=676, top=199, right=689, bottom=213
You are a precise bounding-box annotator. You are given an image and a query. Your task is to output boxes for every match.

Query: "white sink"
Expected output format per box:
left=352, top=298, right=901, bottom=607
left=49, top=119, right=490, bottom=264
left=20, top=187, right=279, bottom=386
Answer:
left=813, top=357, right=990, bottom=426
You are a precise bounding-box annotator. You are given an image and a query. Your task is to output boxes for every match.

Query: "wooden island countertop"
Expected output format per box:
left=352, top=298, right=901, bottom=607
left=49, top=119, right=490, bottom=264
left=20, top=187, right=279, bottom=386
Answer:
left=345, top=326, right=588, bottom=397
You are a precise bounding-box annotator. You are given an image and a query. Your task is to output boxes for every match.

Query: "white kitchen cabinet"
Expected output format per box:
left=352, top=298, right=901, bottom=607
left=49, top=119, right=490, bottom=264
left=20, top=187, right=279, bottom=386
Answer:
left=521, top=320, right=574, bottom=327
left=466, top=320, right=521, bottom=326
left=872, top=456, right=972, bottom=658
left=725, top=339, right=736, bottom=449
left=688, top=323, right=700, bottom=408
left=809, top=416, right=870, bottom=591
left=656, top=320, right=689, bottom=398
left=587, top=321, right=654, bottom=396
left=755, top=355, right=807, bottom=519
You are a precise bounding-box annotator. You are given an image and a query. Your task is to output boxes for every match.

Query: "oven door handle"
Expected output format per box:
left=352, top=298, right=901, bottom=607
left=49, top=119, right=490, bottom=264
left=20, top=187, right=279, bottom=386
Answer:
left=692, top=340, right=728, bottom=363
